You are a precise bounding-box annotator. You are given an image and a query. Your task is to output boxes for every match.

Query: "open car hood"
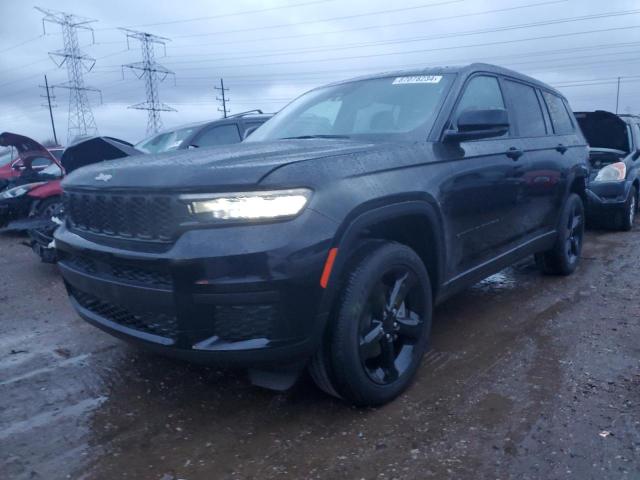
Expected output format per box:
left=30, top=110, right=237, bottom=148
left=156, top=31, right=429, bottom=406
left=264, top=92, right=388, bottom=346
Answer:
left=574, top=111, right=629, bottom=155
left=61, top=136, right=144, bottom=174
left=0, top=131, right=60, bottom=169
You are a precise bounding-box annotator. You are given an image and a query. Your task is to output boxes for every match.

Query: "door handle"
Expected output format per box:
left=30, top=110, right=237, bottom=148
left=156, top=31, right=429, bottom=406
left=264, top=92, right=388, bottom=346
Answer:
left=556, top=144, right=568, bottom=154
left=506, top=147, right=524, bottom=160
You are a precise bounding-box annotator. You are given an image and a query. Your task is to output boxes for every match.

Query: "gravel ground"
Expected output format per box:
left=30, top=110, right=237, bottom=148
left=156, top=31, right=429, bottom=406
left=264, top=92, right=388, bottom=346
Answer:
left=1, top=229, right=639, bottom=480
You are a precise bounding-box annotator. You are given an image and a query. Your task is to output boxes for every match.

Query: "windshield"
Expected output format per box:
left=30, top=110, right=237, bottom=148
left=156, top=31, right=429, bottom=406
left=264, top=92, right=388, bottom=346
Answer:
left=247, top=74, right=454, bottom=142
left=0, top=148, right=16, bottom=166
left=135, top=126, right=197, bottom=154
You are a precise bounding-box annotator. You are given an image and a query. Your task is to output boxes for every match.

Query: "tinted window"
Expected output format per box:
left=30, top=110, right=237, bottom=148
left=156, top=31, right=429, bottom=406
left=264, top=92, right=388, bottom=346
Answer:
left=455, top=75, right=505, bottom=116
left=503, top=81, right=546, bottom=137
left=50, top=149, right=64, bottom=161
left=194, top=124, right=241, bottom=147
left=135, top=126, right=197, bottom=153
left=543, top=92, right=574, bottom=135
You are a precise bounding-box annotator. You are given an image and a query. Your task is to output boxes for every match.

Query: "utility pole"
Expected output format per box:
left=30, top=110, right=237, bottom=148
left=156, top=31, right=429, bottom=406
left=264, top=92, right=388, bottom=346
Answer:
left=36, top=7, right=101, bottom=143
left=40, top=74, right=59, bottom=145
left=121, top=29, right=175, bottom=136
left=215, top=78, right=229, bottom=118
left=615, top=76, right=621, bottom=114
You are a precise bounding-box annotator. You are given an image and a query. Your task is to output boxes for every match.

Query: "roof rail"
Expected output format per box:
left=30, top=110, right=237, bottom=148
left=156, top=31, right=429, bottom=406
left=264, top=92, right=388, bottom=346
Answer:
left=227, top=109, right=264, bottom=118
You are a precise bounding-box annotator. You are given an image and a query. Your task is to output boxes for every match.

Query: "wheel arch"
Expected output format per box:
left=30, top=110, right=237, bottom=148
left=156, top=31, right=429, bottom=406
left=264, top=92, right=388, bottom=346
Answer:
left=318, top=194, right=447, bottom=317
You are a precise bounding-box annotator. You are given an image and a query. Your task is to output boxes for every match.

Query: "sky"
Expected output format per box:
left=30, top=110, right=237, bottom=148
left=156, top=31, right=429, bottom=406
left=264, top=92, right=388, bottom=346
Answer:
left=1, top=0, right=639, bottom=146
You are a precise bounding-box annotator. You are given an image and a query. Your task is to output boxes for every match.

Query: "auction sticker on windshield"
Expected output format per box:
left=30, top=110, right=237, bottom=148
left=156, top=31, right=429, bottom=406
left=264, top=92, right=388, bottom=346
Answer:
left=392, top=75, right=442, bottom=85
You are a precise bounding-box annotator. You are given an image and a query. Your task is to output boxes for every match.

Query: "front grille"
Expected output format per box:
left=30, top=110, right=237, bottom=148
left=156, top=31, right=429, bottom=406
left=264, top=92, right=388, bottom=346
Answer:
left=71, top=287, right=179, bottom=340
left=60, top=252, right=172, bottom=289
left=64, top=191, right=190, bottom=242
left=214, top=304, right=277, bottom=342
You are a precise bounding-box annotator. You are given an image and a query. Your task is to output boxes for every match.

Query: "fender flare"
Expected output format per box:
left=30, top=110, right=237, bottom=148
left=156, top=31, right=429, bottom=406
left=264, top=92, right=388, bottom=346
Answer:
left=316, top=195, right=447, bottom=318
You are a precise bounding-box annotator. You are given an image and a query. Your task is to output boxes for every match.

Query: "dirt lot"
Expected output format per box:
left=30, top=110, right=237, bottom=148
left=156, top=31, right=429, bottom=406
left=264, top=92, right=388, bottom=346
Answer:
left=1, top=229, right=639, bottom=480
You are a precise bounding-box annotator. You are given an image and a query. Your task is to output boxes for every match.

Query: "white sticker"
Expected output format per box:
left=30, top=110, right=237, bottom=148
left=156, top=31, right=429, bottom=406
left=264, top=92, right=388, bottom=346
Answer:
left=392, top=75, right=442, bottom=85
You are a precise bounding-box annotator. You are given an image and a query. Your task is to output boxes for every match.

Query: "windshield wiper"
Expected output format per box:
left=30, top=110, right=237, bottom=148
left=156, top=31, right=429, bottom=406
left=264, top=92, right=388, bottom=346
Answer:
left=281, top=134, right=350, bottom=140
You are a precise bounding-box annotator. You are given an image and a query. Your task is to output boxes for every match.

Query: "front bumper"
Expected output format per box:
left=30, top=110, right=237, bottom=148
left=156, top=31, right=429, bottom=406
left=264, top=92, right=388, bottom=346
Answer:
left=55, top=208, right=338, bottom=368
left=585, top=180, right=632, bottom=221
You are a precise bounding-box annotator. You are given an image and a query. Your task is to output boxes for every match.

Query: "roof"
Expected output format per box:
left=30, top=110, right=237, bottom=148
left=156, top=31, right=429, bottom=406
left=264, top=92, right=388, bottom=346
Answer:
left=152, top=113, right=272, bottom=136
left=323, top=63, right=565, bottom=98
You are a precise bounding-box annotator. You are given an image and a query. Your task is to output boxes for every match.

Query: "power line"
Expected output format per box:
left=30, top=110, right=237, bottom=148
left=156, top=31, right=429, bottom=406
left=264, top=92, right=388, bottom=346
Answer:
left=118, top=0, right=335, bottom=29
left=170, top=0, right=566, bottom=50
left=121, top=29, right=176, bottom=135
left=158, top=9, right=640, bottom=67
left=36, top=6, right=101, bottom=143
left=173, top=0, right=466, bottom=39
left=0, top=35, right=46, bottom=54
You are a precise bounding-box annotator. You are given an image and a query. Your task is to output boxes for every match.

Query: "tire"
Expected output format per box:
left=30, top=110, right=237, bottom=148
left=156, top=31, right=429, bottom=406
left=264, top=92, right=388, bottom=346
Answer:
left=535, top=193, right=585, bottom=276
left=33, top=196, right=63, bottom=220
left=310, top=241, right=432, bottom=406
left=619, top=186, right=637, bottom=231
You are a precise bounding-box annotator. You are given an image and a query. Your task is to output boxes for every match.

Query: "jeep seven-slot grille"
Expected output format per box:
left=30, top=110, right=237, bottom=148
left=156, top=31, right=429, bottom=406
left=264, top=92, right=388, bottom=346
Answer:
left=64, top=191, right=190, bottom=242
left=71, top=287, right=179, bottom=340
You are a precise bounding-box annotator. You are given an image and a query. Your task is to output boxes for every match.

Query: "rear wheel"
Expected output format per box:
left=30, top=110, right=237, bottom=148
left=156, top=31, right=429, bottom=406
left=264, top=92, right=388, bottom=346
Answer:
left=619, top=186, right=637, bottom=231
left=310, top=242, right=432, bottom=406
left=535, top=193, right=584, bottom=276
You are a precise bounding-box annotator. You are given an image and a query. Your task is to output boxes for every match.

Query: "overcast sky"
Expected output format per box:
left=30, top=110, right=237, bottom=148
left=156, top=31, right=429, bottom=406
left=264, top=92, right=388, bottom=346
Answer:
left=1, top=0, right=639, bottom=145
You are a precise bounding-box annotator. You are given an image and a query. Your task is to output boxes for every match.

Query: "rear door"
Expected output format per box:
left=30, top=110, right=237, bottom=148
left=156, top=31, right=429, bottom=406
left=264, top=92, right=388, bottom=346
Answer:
left=501, top=78, right=563, bottom=237
left=439, top=74, right=525, bottom=275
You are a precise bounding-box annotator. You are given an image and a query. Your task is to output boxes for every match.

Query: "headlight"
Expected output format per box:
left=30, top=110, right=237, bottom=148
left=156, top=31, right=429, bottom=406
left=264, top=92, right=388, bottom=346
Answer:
left=181, top=188, right=312, bottom=221
left=594, top=162, right=626, bottom=182
left=0, top=182, right=46, bottom=199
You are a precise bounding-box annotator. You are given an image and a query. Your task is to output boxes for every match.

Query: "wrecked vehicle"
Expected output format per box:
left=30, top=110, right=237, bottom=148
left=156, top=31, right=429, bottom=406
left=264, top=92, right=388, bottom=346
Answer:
left=55, top=64, right=589, bottom=406
left=574, top=111, right=640, bottom=230
left=135, top=111, right=272, bottom=154
left=0, top=132, right=65, bottom=228
left=27, top=136, right=142, bottom=262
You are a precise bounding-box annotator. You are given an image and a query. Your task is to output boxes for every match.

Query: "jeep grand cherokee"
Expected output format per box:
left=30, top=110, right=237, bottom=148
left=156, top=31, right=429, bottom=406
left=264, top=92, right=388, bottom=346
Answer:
left=55, top=64, right=589, bottom=406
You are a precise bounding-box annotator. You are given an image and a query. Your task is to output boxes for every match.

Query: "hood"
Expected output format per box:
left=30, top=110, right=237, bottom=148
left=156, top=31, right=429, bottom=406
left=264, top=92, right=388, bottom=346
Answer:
left=62, top=139, right=378, bottom=191
left=61, top=136, right=143, bottom=174
left=0, top=132, right=59, bottom=168
left=574, top=111, right=629, bottom=154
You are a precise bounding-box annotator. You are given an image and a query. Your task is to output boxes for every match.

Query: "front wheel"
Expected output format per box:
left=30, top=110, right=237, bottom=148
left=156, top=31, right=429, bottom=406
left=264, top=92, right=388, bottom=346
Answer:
left=535, top=193, right=585, bottom=276
left=310, top=242, right=432, bottom=406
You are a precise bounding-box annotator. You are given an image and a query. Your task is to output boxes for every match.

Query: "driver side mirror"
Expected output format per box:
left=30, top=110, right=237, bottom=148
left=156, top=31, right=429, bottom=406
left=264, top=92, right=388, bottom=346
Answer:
left=444, top=108, right=509, bottom=143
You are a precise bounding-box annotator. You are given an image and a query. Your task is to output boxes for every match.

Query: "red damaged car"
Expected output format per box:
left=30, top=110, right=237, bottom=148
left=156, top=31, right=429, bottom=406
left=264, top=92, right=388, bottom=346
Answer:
left=0, top=132, right=65, bottom=227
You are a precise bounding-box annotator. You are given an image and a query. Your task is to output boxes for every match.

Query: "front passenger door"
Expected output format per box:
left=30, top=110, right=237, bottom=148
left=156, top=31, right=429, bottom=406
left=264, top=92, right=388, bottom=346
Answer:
left=439, top=75, right=525, bottom=276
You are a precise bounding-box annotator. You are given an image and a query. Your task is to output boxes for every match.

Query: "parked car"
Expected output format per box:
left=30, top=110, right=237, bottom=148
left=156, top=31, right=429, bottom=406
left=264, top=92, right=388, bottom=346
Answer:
left=135, top=111, right=272, bottom=154
left=574, top=111, right=640, bottom=230
left=55, top=64, right=589, bottom=406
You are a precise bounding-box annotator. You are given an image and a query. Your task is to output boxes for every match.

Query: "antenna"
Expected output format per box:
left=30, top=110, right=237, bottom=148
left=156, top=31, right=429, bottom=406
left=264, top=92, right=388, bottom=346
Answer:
left=121, top=28, right=176, bottom=135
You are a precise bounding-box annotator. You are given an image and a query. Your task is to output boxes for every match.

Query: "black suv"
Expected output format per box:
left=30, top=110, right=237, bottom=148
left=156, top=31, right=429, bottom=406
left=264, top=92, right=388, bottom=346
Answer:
left=56, top=64, right=589, bottom=406
left=574, top=111, right=640, bottom=230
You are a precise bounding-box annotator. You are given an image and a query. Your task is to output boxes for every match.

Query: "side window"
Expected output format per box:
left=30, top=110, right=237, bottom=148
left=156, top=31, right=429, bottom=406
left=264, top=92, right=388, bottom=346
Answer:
left=542, top=92, right=574, bottom=135
left=193, top=124, right=241, bottom=147
left=455, top=75, right=505, bottom=117
left=503, top=80, right=546, bottom=137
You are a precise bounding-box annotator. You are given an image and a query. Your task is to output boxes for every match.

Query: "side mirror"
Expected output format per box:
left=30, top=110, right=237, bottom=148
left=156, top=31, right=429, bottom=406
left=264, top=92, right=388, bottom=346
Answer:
left=243, top=125, right=260, bottom=140
left=187, top=144, right=199, bottom=149
left=444, top=108, right=509, bottom=143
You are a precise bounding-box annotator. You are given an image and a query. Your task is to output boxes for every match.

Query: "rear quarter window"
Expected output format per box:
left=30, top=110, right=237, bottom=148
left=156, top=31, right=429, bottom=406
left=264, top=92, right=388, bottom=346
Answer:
left=542, top=91, right=574, bottom=135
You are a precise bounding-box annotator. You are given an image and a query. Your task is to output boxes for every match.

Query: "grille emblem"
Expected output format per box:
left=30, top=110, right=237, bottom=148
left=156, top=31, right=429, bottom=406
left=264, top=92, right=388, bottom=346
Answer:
left=95, top=173, right=112, bottom=182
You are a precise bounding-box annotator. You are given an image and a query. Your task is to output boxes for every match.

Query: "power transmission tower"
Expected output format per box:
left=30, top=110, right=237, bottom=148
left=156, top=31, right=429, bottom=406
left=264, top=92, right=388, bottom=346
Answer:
left=40, top=75, right=59, bottom=145
left=121, top=29, right=175, bottom=136
left=215, top=78, right=229, bottom=118
left=36, top=7, right=100, bottom=143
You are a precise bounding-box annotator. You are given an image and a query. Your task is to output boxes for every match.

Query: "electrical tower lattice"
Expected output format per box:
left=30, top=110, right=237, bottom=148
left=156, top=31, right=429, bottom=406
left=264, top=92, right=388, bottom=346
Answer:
left=36, top=7, right=101, bottom=143
left=122, top=29, right=175, bottom=136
